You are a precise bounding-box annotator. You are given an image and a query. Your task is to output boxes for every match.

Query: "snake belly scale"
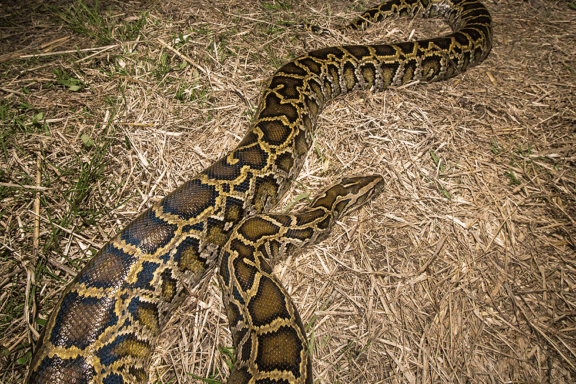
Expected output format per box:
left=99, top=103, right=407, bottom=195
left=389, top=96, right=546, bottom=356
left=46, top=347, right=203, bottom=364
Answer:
left=27, top=0, right=492, bottom=383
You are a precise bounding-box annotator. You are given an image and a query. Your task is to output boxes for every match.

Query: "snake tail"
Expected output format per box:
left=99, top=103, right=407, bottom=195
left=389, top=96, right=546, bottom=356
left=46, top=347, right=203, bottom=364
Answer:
left=220, top=175, right=385, bottom=384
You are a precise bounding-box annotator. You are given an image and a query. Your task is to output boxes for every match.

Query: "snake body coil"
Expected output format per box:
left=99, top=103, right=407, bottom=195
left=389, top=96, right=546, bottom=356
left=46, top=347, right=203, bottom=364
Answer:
left=27, top=1, right=492, bottom=383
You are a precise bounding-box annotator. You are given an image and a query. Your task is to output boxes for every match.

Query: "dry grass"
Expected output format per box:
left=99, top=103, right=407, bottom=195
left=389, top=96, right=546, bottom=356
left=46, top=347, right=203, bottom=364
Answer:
left=1, top=0, right=575, bottom=383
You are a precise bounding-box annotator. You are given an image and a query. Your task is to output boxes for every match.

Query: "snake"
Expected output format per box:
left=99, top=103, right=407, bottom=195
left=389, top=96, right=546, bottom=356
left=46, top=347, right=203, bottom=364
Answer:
left=27, top=0, right=492, bottom=383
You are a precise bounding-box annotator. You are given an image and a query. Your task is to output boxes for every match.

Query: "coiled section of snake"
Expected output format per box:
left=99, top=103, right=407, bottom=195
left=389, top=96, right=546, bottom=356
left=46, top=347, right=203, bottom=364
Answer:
left=27, top=0, right=492, bottom=383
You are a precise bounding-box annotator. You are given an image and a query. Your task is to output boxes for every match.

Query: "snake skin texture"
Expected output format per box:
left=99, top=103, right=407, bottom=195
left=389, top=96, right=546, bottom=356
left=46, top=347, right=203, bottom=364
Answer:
left=27, top=0, right=492, bottom=383
left=221, top=175, right=385, bottom=384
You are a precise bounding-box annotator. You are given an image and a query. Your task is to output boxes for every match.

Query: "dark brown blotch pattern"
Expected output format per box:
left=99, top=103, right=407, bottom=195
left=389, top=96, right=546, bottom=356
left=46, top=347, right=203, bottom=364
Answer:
left=248, top=276, right=289, bottom=327
left=256, top=326, right=303, bottom=378
left=239, top=216, right=280, bottom=242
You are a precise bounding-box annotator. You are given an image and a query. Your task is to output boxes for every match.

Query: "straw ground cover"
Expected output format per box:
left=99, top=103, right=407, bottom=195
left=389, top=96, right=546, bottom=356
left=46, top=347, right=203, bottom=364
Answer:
left=1, top=0, right=575, bottom=382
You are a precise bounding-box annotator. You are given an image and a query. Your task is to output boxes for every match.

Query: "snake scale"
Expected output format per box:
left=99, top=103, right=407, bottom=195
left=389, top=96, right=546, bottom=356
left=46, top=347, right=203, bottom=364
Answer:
left=27, top=0, right=492, bottom=383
